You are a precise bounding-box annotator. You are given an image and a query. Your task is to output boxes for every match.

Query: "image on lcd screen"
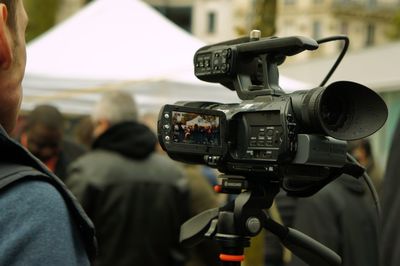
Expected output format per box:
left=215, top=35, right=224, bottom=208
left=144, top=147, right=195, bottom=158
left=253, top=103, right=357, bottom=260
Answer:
left=172, top=111, right=220, bottom=146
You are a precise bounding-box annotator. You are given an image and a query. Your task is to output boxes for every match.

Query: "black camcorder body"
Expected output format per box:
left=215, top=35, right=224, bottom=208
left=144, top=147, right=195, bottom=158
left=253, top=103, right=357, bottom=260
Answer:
left=158, top=33, right=388, bottom=195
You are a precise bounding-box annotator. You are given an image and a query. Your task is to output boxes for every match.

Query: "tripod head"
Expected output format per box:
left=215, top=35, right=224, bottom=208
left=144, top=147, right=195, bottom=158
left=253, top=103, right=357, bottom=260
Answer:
left=180, top=174, right=342, bottom=266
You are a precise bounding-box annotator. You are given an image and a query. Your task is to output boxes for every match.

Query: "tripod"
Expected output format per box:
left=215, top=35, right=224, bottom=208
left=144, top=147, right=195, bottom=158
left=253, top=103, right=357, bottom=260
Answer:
left=180, top=174, right=341, bottom=266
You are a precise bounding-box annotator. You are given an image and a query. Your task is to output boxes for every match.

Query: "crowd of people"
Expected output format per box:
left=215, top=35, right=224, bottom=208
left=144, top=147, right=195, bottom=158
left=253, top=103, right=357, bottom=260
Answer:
left=1, top=0, right=400, bottom=265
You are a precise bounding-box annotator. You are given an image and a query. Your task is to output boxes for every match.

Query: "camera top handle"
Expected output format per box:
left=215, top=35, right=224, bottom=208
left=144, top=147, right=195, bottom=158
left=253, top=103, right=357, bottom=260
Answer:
left=235, top=35, right=318, bottom=100
left=194, top=32, right=319, bottom=100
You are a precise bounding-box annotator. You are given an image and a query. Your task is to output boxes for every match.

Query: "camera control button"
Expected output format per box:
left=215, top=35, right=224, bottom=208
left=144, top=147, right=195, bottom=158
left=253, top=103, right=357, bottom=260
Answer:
left=165, top=136, right=170, bottom=141
left=246, top=217, right=261, bottom=235
left=287, top=113, right=294, bottom=122
left=164, top=113, right=170, bottom=119
left=288, top=122, right=296, bottom=130
left=163, top=124, right=170, bottom=130
left=226, top=48, right=232, bottom=58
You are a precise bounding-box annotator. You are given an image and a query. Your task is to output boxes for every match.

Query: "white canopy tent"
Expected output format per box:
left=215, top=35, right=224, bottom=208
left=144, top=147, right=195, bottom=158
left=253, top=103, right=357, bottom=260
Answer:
left=22, top=0, right=308, bottom=115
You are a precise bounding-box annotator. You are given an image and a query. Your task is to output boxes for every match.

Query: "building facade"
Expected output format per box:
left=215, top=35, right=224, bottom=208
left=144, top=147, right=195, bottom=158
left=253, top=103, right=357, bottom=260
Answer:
left=276, top=0, right=400, bottom=58
left=145, top=0, right=251, bottom=43
left=143, top=0, right=400, bottom=57
left=56, top=0, right=400, bottom=53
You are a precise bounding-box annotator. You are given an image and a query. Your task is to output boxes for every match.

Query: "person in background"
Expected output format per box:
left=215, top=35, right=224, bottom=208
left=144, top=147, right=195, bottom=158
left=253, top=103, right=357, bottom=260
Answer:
left=141, top=111, right=222, bottom=266
left=73, top=115, right=95, bottom=149
left=182, top=164, right=222, bottom=266
left=66, top=91, right=190, bottom=266
left=0, top=0, right=96, bottom=264
left=381, top=116, right=400, bottom=266
left=266, top=156, right=380, bottom=266
left=286, top=174, right=378, bottom=266
left=262, top=140, right=380, bottom=266
left=19, top=104, right=87, bottom=181
left=348, top=138, right=383, bottom=194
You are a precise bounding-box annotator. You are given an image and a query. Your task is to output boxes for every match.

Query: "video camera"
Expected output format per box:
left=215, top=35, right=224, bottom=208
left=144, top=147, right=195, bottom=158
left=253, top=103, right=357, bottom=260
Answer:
left=158, top=31, right=387, bottom=196
left=158, top=31, right=388, bottom=265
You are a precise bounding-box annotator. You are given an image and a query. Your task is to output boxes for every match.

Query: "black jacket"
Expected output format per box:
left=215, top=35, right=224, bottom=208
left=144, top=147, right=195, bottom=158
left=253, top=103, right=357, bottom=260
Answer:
left=55, top=139, right=87, bottom=181
left=66, top=122, right=189, bottom=266
left=287, top=175, right=378, bottom=266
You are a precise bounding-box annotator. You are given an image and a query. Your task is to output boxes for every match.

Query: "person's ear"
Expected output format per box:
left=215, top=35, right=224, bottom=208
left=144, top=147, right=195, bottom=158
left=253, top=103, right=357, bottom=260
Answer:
left=0, top=4, right=12, bottom=70
left=93, top=119, right=111, bottom=138
left=100, top=119, right=111, bottom=133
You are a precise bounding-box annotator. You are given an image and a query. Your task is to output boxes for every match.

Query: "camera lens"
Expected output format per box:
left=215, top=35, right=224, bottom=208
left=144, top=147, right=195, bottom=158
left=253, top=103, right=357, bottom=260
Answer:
left=320, top=93, right=347, bottom=131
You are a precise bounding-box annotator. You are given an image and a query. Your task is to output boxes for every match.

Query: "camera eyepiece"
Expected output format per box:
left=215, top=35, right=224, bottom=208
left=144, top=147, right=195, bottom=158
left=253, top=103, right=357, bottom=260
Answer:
left=158, top=34, right=388, bottom=184
left=290, top=81, right=388, bottom=141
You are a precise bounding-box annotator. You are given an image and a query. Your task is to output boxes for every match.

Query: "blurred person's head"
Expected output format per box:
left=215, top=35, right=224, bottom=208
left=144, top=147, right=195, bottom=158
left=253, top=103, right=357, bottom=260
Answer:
left=91, top=91, right=138, bottom=139
left=74, top=115, right=94, bottom=149
left=349, top=139, right=372, bottom=167
left=0, top=0, right=28, bottom=133
left=141, top=112, right=164, bottom=153
left=21, top=105, right=64, bottom=163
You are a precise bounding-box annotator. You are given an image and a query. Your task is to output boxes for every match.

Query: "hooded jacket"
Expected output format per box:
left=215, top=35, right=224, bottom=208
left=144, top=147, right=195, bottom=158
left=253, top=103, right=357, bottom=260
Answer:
left=66, top=121, right=189, bottom=266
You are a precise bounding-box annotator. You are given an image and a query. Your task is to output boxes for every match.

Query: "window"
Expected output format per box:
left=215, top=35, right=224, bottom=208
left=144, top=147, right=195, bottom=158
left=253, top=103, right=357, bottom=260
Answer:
left=207, top=12, right=216, bottom=34
left=340, top=21, right=349, bottom=35
left=313, top=21, right=322, bottom=40
left=284, top=0, right=296, bottom=5
left=366, top=23, right=375, bottom=47
left=154, top=6, right=192, bottom=33
left=367, top=0, right=377, bottom=7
